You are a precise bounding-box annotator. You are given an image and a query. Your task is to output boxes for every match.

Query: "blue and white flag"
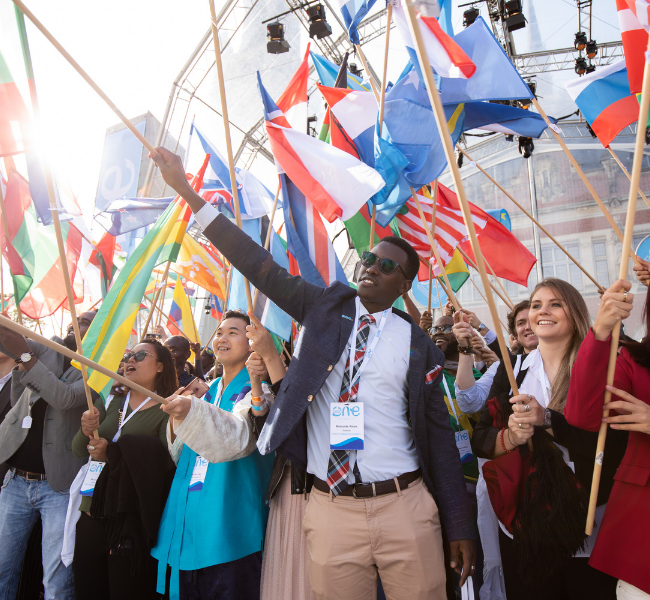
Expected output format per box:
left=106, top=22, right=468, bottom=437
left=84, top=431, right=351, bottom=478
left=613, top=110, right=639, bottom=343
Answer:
left=336, top=0, right=376, bottom=44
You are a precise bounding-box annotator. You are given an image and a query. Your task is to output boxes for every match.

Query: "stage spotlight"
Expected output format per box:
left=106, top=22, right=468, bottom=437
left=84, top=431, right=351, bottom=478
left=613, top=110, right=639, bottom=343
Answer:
left=349, top=62, right=363, bottom=77
left=518, top=136, right=534, bottom=159
left=267, top=22, right=290, bottom=54
left=586, top=39, right=598, bottom=59
left=204, top=302, right=211, bottom=315
left=574, top=31, right=587, bottom=51
left=307, top=4, right=332, bottom=39
left=505, top=134, right=514, bottom=142
left=504, top=0, right=526, bottom=32
left=463, top=7, right=479, bottom=27
left=575, top=57, right=587, bottom=75
left=586, top=64, right=596, bottom=74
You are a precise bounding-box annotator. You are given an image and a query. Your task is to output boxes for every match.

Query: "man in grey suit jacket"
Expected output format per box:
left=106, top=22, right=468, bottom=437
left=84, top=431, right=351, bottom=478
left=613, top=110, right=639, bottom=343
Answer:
left=0, top=311, right=97, bottom=600
left=154, top=148, right=476, bottom=600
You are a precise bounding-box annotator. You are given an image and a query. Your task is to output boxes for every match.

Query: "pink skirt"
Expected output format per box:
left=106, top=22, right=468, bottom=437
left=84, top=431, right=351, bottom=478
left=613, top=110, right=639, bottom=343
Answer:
left=261, top=468, right=316, bottom=600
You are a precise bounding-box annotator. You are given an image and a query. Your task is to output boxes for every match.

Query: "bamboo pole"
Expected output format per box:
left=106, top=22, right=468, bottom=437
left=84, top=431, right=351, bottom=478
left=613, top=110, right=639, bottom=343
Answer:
left=253, top=182, right=281, bottom=308
left=209, top=0, right=252, bottom=311
left=585, top=50, right=650, bottom=536
left=155, top=261, right=172, bottom=327
left=369, top=205, right=377, bottom=249
left=532, top=98, right=637, bottom=264
left=0, top=314, right=167, bottom=404
left=11, top=0, right=156, bottom=155
left=140, top=285, right=162, bottom=341
left=402, top=0, right=524, bottom=423
left=427, top=182, right=439, bottom=314
left=608, top=147, right=650, bottom=211
left=427, top=254, right=433, bottom=312
left=459, top=148, right=604, bottom=291
left=434, top=277, right=443, bottom=311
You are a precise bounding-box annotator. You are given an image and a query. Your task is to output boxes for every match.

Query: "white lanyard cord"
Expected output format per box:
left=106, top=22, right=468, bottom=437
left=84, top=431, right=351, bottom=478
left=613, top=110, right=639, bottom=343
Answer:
left=442, top=375, right=461, bottom=422
left=214, top=379, right=225, bottom=409
left=347, top=297, right=389, bottom=393
left=113, top=392, right=150, bottom=441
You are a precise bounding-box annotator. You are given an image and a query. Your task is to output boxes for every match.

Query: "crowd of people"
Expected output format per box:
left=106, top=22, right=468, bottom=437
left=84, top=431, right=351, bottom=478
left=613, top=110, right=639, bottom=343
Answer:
left=0, top=146, right=648, bottom=600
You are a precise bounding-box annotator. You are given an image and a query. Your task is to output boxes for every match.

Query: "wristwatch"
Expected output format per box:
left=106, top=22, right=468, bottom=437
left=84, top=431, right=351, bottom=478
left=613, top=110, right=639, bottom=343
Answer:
left=478, top=323, right=487, bottom=332
left=15, top=352, right=34, bottom=364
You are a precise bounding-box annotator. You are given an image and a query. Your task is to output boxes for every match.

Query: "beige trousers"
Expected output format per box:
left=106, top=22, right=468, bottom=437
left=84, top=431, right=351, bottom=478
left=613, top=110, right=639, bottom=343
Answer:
left=302, top=478, right=447, bottom=600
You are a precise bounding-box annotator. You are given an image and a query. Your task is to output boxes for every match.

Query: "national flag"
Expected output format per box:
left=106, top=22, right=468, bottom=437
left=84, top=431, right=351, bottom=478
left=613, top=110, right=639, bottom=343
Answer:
left=626, top=0, right=650, bottom=32
left=411, top=253, right=468, bottom=309
left=190, top=123, right=275, bottom=218
left=0, top=46, right=30, bottom=157
left=438, top=0, right=453, bottom=35
left=170, top=233, right=227, bottom=298
left=89, top=231, right=117, bottom=298
left=565, top=59, right=643, bottom=148
left=439, top=17, right=533, bottom=104
left=0, top=169, right=83, bottom=319
left=392, top=2, right=476, bottom=80
left=617, top=0, right=649, bottom=94
left=310, top=52, right=371, bottom=91
left=210, top=294, right=223, bottom=320
left=344, top=203, right=395, bottom=256
left=336, top=0, right=377, bottom=44
left=94, top=197, right=175, bottom=236
left=277, top=44, right=310, bottom=131
left=167, top=280, right=199, bottom=345
left=463, top=101, right=555, bottom=138
left=281, top=174, right=347, bottom=287
left=257, top=71, right=385, bottom=222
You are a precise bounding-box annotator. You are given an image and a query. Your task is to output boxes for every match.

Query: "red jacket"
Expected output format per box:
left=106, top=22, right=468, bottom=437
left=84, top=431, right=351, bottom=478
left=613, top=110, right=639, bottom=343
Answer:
left=565, top=329, right=650, bottom=593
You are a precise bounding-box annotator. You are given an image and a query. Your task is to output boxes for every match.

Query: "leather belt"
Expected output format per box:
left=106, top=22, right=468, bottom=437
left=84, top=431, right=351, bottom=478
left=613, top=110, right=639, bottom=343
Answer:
left=313, top=469, right=421, bottom=498
left=12, top=468, right=47, bottom=481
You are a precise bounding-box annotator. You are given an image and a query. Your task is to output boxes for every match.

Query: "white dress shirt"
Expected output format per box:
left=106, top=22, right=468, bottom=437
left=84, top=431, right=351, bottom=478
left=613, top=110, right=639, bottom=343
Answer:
left=304, top=298, right=419, bottom=483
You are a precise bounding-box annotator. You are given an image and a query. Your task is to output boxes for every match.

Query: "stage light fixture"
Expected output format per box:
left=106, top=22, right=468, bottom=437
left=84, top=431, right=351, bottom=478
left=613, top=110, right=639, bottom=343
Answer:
left=204, top=302, right=211, bottom=315
left=307, top=4, right=332, bottom=39
left=504, top=0, right=526, bottom=32
left=575, top=57, right=587, bottom=75
left=574, top=31, right=587, bottom=51
left=349, top=62, right=363, bottom=78
left=267, top=22, right=290, bottom=54
left=586, top=40, right=598, bottom=59
left=585, top=122, right=597, bottom=139
left=505, top=134, right=514, bottom=142
left=463, top=7, right=479, bottom=27
left=586, top=64, right=596, bottom=74
left=518, top=136, right=534, bottom=159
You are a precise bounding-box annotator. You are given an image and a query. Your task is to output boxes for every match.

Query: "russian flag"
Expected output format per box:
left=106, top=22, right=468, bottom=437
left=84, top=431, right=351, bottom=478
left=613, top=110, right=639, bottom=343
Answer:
left=392, top=2, right=475, bottom=80
left=257, top=71, right=385, bottom=223
left=277, top=44, right=310, bottom=131
left=565, top=59, right=642, bottom=148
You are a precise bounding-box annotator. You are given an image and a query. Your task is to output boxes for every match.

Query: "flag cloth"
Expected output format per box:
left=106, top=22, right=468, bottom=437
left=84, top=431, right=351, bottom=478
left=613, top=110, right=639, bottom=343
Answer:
left=336, top=0, right=377, bottom=44
left=167, top=280, right=199, bottom=343
left=210, top=294, right=223, bottom=320
left=170, top=233, right=227, bottom=299
left=257, top=71, right=385, bottom=223
left=0, top=169, right=82, bottom=319
left=393, top=2, right=475, bottom=79
left=78, top=197, right=193, bottom=399
left=281, top=174, right=347, bottom=287
left=618, top=0, right=649, bottom=94
left=0, top=45, right=30, bottom=157
left=344, top=203, right=395, bottom=256
left=565, top=59, right=642, bottom=148
left=463, top=101, right=555, bottom=138
left=310, top=52, right=371, bottom=91
left=626, top=0, right=650, bottom=31
left=439, top=17, right=533, bottom=104
left=89, top=231, right=117, bottom=298
left=94, top=197, right=174, bottom=236
left=277, top=44, right=310, bottom=131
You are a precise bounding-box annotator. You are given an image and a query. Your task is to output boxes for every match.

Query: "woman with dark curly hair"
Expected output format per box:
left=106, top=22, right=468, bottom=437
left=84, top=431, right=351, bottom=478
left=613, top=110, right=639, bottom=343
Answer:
left=71, top=339, right=179, bottom=599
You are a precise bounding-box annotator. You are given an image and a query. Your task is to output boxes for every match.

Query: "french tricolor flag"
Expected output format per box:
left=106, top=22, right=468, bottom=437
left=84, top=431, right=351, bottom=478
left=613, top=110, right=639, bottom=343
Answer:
left=257, top=71, right=385, bottom=223
left=393, top=2, right=475, bottom=80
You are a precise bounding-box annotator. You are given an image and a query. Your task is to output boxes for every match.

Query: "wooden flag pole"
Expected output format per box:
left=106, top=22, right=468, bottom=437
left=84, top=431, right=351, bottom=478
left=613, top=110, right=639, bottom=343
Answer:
left=457, top=248, right=514, bottom=310
left=427, top=254, right=433, bottom=313
left=355, top=45, right=381, bottom=101
left=12, top=0, right=156, bottom=155
left=0, top=183, right=22, bottom=325
left=402, top=0, right=525, bottom=433
left=434, top=277, right=443, bottom=313
left=253, top=182, right=281, bottom=308
left=484, top=257, right=514, bottom=309
left=459, top=147, right=604, bottom=291
left=608, top=147, right=650, bottom=211
left=140, top=285, right=162, bottom=341
left=0, top=256, right=4, bottom=313
left=209, top=0, right=253, bottom=312
left=0, top=314, right=167, bottom=404
left=532, top=98, right=638, bottom=264
left=585, top=51, right=650, bottom=536
left=155, top=261, right=172, bottom=327
left=426, top=181, right=440, bottom=314
left=468, top=277, right=509, bottom=333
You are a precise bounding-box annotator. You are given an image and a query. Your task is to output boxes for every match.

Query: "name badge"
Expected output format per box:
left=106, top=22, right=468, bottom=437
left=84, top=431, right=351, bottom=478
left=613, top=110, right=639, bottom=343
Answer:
left=330, top=402, right=364, bottom=451
left=189, top=455, right=209, bottom=492
left=80, top=461, right=105, bottom=496
left=455, top=430, right=474, bottom=464
left=22, top=416, right=32, bottom=429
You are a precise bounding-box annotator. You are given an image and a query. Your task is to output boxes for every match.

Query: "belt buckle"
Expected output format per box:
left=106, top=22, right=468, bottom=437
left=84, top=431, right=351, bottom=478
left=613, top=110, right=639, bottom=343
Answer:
left=25, top=472, right=38, bottom=481
left=352, top=482, right=376, bottom=499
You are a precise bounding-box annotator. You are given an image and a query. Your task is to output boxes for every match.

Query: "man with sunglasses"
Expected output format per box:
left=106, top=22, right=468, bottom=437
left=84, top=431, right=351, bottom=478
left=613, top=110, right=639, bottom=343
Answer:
left=152, top=147, right=475, bottom=600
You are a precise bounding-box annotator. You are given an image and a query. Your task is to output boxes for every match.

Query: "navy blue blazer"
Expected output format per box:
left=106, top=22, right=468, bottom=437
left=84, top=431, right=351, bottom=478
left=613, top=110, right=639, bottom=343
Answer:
left=204, top=213, right=475, bottom=541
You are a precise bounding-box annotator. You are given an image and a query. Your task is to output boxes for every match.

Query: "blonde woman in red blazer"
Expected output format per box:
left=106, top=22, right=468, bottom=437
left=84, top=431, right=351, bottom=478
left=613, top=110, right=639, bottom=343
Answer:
left=565, top=266, right=650, bottom=599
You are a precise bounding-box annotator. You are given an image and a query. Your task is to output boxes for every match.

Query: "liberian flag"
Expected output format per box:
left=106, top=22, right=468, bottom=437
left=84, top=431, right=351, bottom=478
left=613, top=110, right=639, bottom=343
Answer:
left=393, top=2, right=475, bottom=80
left=277, top=44, right=310, bottom=131
left=257, top=71, right=385, bottom=222
left=565, top=59, right=643, bottom=148
left=617, top=0, right=649, bottom=94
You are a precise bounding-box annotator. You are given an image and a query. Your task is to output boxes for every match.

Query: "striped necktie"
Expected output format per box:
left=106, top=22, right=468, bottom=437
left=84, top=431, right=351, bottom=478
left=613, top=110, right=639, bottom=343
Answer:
left=326, top=314, right=375, bottom=495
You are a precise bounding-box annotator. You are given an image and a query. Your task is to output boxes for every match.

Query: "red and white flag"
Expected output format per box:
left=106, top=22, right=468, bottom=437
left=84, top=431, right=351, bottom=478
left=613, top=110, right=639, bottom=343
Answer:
left=277, top=44, right=310, bottom=131
left=626, top=0, right=650, bottom=32
left=617, top=0, right=649, bottom=94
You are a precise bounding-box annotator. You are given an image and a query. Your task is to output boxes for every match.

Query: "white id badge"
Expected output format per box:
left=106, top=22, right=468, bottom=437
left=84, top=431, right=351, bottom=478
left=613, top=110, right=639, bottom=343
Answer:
left=189, top=455, right=209, bottom=492
left=80, top=461, right=105, bottom=496
left=455, top=430, right=474, bottom=464
left=329, top=403, right=364, bottom=451
left=22, top=416, right=32, bottom=429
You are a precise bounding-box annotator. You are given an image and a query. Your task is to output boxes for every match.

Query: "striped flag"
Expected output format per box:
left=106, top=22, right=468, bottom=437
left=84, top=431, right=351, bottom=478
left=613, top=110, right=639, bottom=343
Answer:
left=625, top=0, right=650, bottom=32
left=617, top=0, right=649, bottom=94
left=210, top=294, right=223, bottom=320
left=170, top=233, right=227, bottom=299
left=167, top=280, right=199, bottom=343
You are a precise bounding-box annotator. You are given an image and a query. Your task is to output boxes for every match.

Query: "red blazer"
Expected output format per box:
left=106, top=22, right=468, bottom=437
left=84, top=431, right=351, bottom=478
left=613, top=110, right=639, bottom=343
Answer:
left=566, top=329, right=650, bottom=593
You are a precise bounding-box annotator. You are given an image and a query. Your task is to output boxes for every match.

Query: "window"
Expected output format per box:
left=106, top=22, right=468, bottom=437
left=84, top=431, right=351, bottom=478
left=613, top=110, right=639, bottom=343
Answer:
left=592, top=240, right=610, bottom=289
left=541, top=244, right=583, bottom=291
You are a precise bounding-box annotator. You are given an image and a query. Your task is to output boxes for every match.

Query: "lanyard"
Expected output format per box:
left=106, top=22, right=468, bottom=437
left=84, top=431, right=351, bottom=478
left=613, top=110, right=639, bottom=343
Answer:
left=346, top=297, right=389, bottom=393
left=442, top=375, right=461, bottom=422
left=112, top=392, right=150, bottom=442
left=213, top=379, right=225, bottom=409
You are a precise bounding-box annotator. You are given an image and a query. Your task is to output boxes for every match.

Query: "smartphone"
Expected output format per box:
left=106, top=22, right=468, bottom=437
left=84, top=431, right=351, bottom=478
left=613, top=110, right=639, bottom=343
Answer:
left=180, top=377, right=210, bottom=399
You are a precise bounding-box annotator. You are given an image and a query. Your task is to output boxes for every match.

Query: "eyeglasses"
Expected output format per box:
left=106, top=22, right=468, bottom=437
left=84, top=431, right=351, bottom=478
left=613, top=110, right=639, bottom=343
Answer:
left=123, top=350, right=160, bottom=363
left=431, top=324, right=453, bottom=334
left=361, top=251, right=407, bottom=277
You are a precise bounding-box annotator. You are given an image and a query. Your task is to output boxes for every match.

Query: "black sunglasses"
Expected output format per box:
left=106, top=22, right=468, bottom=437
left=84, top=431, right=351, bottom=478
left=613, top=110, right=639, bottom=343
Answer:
left=123, top=350, right=160, bottom=363
left=431, top=324, right=453, bottom=334
left=361, top=251, right=407, bottom=277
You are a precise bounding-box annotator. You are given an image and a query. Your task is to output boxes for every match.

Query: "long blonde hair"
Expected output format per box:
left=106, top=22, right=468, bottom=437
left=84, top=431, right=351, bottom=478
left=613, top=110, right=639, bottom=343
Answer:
left=530, top=278, right=591, bottom=412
